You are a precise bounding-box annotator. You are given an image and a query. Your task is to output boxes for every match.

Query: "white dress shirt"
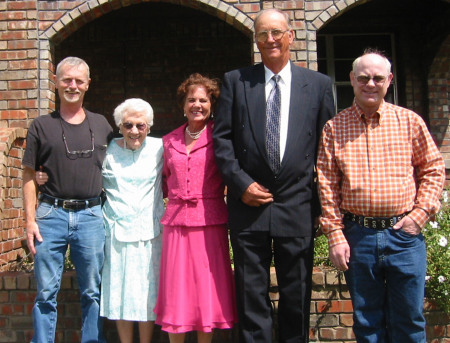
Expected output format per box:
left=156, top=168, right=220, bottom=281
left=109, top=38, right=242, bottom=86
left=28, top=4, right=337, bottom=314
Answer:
left=264, top=63, right=291, bottom=162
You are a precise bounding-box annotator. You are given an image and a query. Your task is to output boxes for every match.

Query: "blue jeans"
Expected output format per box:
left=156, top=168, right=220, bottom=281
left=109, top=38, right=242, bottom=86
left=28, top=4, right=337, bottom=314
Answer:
left=343, top=220, right=426, bottom=343
left=31, top=202, right=106, bottom=343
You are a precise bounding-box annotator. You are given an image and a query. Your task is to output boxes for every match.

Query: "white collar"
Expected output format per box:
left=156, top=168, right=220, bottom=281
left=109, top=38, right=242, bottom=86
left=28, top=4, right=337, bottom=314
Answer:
left=264, top=62, right=291, bottom=85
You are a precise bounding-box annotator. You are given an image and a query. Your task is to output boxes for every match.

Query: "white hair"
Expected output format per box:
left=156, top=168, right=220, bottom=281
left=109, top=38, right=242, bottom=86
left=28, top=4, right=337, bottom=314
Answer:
left=56, top=57, right=90, bottom=78
left=113, top=98, right=154, bottom=128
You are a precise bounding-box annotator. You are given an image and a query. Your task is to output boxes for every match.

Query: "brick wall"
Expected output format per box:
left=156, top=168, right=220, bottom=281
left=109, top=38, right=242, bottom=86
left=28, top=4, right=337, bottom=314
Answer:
left=429, top=35, right=450, bottom=186
left=1, top=268, right=449, bottom=342
left=0, top=128, right=27, bottom=272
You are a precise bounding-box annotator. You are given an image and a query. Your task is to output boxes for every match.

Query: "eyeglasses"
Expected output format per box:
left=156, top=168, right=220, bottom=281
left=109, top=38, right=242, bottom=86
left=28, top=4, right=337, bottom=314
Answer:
left=356, top=75, right=388, bottom=85
left=255, top=29, right=289, bottom=43
left=122, top=122, right=147, bottom=131
left=62, top=128, right=95, bottom=158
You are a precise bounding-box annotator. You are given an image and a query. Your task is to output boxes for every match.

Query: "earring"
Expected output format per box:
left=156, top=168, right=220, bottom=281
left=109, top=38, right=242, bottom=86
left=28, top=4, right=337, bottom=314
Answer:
left=184, top=113, right=187, bottom=117
left=210, top=112, right=214, bottom=119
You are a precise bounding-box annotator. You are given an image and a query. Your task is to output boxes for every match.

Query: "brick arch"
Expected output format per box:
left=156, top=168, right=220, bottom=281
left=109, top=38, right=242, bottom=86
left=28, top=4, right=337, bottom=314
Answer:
left=39, top=0, right=254, bottom=44
left=306, top=0, right=361, bottom=31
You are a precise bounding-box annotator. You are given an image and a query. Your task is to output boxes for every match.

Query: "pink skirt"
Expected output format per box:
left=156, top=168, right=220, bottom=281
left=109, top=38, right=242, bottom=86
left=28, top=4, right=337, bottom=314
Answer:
left=154, top=224, right=237, bottom=333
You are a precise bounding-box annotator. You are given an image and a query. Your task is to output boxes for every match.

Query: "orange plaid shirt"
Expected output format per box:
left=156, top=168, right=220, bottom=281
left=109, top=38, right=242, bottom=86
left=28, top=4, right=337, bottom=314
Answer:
left=317, top=100, right=445, bottom=247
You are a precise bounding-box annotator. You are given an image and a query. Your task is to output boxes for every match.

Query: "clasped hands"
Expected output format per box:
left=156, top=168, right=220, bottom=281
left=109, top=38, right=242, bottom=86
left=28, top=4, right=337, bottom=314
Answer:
left=241, top=182, right=274, bottom=207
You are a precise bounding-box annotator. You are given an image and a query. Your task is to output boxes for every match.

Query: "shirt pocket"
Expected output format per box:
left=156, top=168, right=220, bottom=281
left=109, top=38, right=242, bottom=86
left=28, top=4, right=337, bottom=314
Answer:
left=384, top=142, right=412, bottom=178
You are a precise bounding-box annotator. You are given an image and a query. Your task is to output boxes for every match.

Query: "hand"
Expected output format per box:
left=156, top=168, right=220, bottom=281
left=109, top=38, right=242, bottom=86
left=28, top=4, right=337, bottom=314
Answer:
left=35, top=166, right=48, bottom=186
left=329, top=242, right=350, bottom=271
left=241, top=182, right=273, bottom=207
left=26, top=220, right=43, bottom=255
left=314, top=217, right=324, bottom=237
left=393, top=215, right=421, bottom=235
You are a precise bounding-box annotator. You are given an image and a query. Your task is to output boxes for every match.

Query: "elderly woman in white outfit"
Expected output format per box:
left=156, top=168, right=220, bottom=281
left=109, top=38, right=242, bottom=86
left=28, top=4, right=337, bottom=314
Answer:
left=100, top=98, right=164, bottom=343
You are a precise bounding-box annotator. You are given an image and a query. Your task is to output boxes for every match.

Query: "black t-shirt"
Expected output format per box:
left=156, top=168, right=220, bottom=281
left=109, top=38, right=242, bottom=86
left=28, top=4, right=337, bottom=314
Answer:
left=23, top=109, right=113, bottom=199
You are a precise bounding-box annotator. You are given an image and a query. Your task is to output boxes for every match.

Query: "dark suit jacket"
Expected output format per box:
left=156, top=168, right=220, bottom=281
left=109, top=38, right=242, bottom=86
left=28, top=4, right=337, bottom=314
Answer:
left=213, top=62, right=335, bottom=237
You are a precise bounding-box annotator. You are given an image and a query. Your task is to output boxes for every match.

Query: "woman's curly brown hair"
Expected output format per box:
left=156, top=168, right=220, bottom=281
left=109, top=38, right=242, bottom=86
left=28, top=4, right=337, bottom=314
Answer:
left=176, top=73, right=221, bottom=113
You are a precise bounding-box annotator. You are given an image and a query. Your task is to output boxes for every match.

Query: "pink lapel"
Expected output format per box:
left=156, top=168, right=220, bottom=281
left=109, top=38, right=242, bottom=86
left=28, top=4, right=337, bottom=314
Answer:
left=167, top=122, right=212, bottom=155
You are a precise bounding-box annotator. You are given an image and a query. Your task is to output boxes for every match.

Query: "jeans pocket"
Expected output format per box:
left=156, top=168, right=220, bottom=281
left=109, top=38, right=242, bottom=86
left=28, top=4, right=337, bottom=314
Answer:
left=36, top=202, right=54, bottom=219
left=86, top=205, right=103, bottom=218
left=397, top=228, right=419, bottom=238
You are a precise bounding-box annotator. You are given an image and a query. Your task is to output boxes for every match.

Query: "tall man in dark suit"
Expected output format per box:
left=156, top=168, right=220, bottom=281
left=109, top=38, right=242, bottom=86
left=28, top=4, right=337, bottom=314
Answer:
left=213, top=9, right=335, bottom=343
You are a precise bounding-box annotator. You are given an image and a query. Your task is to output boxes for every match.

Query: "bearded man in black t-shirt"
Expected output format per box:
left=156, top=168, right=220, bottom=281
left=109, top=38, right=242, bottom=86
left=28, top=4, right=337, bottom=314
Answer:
left=22, top=57, right=113, bottom=343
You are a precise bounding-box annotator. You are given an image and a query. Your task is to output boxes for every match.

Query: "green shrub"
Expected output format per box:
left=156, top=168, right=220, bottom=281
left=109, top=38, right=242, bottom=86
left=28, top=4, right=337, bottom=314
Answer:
left=313, top=233, right=332, bottom=267
left=423, top=190, right=450, bottom=313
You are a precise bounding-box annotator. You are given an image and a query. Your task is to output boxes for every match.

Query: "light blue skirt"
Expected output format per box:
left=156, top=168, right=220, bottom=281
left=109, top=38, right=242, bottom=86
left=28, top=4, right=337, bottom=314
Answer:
left=100, top=232, right=162, bottom=321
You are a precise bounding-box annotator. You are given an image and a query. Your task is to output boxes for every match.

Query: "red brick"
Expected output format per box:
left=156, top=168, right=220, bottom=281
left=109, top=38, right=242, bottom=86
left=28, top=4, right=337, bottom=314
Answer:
left=0, top=31, right=27, bottom=40
left=9, top=59, right=37, bottom=70
left=0, top=304, right=13, bottom=315
left=0, top=291, right=8, bottom=303
left=8, top=20, right=35, bottom=30
left=0, top=110, right=27, bottom=120
left=25, top=302, right=34, bottom=315
left=0, top=91, right=27, bottom=101
left=7, top=40, right=36, bottom=49
left=38, top=11, right=65, bottom=21
left=7, top=1, right=36, bottom=10
left=15, top=291, right=35, bottom=303
left=8, top=80, right=37, bottom=90
left=340, top=313, right=354, bottom=326
left=1, top=11, right=27, bottom=20
left=335, top=327, right=355, bottom=339
left=319, top=327, right=336, bottom=340
left=0, top=51, right=28, bottom=60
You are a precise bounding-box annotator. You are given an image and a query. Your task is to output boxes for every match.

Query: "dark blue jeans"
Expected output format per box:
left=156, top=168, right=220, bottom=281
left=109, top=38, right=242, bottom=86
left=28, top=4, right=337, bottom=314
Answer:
left=31, top=202, right=106, bottom=343
left=343, top=220, right=426, bottom=343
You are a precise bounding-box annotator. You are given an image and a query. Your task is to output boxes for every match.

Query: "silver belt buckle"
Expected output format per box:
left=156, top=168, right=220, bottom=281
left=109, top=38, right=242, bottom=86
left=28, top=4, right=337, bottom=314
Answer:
left=363, top=217, right=374, bottom=228
left=62, top=200, right=73, bottom=210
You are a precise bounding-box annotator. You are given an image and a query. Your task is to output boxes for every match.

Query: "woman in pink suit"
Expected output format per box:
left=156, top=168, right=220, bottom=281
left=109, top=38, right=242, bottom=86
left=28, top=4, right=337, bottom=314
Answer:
left=154, top=73, right=237, bottom=343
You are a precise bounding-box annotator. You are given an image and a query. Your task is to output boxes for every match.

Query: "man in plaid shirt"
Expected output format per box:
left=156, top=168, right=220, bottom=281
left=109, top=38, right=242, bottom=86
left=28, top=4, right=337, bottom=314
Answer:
left=317, top=49, right=445, bottom=343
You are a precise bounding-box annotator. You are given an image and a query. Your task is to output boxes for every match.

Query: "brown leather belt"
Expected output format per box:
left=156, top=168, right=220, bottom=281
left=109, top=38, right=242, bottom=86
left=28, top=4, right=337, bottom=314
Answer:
left=344, top=212, right=407, bottom=230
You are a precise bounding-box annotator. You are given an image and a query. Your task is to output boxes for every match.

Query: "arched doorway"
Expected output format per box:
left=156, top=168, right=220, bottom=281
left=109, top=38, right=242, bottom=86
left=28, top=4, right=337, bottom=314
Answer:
left=54, top=2, right=252, bottom=136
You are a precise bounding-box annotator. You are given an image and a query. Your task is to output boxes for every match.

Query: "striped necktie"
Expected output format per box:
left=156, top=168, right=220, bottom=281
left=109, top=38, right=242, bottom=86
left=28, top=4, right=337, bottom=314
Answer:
left=265, top=74, right=281, bottom=173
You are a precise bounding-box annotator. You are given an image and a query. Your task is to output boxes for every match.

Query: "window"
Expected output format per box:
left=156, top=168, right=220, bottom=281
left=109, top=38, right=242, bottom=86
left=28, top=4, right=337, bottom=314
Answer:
left=317, top=34, right=397, bottom=113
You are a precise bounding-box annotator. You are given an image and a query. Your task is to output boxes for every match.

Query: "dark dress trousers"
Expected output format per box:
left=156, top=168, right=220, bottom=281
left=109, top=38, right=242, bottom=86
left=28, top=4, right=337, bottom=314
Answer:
left=213, top=62, right=335, bottom=343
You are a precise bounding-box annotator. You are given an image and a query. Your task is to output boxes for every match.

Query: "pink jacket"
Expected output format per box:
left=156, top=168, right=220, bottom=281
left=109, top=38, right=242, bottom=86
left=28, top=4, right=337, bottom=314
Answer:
left=161, top=121, right=228, bottom=227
